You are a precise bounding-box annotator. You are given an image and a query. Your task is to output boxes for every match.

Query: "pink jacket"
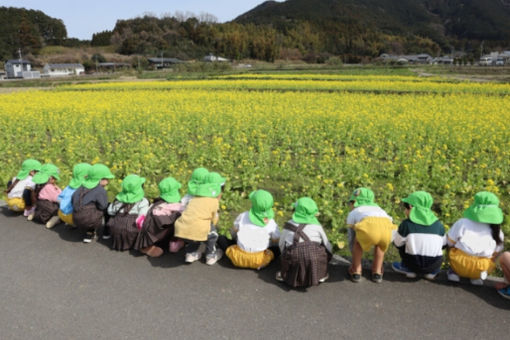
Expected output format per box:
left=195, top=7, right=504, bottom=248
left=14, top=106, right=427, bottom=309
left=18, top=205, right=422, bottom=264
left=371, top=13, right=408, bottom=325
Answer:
left=38, top=183, right=62, bottom=202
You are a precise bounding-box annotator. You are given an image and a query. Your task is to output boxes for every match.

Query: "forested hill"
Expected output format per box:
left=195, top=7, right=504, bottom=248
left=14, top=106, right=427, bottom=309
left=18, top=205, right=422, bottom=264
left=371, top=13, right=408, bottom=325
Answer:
left=2, top=1, right=510, bottom=63
left=235, top=0, right=510, bottom=52
left=0, top=7, right=67, bottom=60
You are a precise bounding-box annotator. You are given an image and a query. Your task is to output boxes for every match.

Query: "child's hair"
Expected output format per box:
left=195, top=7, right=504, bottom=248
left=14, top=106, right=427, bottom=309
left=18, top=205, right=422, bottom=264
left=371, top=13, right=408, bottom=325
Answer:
left=490, top=224, right=503, bottom=245
left=403, top=202, right=411, bottom=210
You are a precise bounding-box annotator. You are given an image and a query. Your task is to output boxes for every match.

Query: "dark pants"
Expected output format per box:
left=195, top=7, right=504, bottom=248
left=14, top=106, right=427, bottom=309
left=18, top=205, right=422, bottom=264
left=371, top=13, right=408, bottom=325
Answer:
left=22, top=189, right=34, bottom=207
left=185, top=224, right=219, bottom=256
left=398, top=247, right=442, bottom=274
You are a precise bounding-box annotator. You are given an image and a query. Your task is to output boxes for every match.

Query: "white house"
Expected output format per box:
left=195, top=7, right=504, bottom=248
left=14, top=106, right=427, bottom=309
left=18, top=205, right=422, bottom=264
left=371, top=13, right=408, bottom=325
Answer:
left=5, top=59, right=32, bottom=78
left=43, top=63, right=85, bottom=77
left=203, top=54, right=229, bottom=62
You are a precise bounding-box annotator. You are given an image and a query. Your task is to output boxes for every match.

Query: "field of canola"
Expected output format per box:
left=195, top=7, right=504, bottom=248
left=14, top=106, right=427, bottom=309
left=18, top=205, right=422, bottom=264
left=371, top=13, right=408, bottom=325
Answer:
left=1, top=74, right=509, bottom=251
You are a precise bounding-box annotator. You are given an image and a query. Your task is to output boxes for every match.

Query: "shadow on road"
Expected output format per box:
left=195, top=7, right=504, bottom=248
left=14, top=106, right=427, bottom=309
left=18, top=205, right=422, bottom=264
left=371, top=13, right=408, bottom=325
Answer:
left=0, top=206, right=22, bottom=218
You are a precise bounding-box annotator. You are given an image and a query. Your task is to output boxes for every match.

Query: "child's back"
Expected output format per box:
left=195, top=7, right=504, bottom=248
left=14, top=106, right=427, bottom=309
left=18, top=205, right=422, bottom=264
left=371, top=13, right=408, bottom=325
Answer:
left=5, top=159, right=41, bottom=213
left=72, top=163, right=114, bottom=243
left=106, top=174, right=149, bottom=251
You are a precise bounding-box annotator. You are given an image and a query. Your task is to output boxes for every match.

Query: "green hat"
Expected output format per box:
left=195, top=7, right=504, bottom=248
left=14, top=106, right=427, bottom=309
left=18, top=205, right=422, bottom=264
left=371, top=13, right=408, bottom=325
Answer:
left=68, top=163, right=92, bottom=189
left=195, top=171, right=225, bottom=198
left=116, top=175, right=146, bottom=203
left=32, top=163, right=60, bottom=184
left=463, top=191, right=503, bottom=224
left=187, top=167, right=209, bottom=196
left=82, top=163, right=115, bottom=189
left=248, top=190, right=275, bottom=227
left=158, top=177, right=182, bottom=203
left=16, top=159, right=42, bottom=180
left=207, top=172, right=226, bottom=186
left=349, top=187, right=378, bottom=207
left=292, top=197, right=320, bottom=225
left=402, top=191, right=438, bottom=226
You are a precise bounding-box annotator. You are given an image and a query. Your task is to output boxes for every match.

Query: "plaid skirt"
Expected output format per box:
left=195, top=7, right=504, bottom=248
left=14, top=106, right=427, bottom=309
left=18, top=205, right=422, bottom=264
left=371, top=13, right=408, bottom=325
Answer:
left=34, top=200, right=59, bottom=224
left=107, top=214, right=139, bottom=251
left=280, top=241, right=329, bottom=288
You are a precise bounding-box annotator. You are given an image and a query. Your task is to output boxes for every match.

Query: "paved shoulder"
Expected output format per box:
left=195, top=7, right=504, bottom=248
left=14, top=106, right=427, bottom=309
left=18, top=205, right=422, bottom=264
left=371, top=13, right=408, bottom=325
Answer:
left=0, top=205, right=508, bottom=339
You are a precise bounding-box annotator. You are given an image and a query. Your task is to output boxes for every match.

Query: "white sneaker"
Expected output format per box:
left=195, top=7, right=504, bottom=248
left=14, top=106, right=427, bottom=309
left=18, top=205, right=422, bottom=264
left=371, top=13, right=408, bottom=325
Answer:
left=275, top=271, right=284, bottom=282
left=424, top=273, right=438, bottom=280
left=27, top=213, right=35, bottom=221
left=206, top=249, right=223, bottom=266
left=185, top=243, right=206, bottom=263
left=470, top=279, right=484, bottom=286
left=46, top=216, right=61, bottom=229
left=447, top=269, right=460, bottom=282
left=319, top=273, right=329, bottom=283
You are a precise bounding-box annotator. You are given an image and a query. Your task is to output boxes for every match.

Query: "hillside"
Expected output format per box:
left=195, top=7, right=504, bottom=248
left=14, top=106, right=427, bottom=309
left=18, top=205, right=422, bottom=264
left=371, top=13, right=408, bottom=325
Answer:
left=0, top=7, right=67, bottom=60
left=235, top=0, right=510, bottom=51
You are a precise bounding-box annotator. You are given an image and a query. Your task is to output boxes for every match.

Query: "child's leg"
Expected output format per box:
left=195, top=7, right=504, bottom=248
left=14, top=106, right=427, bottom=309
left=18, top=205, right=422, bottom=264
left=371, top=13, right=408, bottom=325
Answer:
left=351, top=238, right=363, bottom=273
left=185, top=241, right=201, bottom=254
left=500, top=252, right=510, bottom=284
left=205, top=225, right=219, bottom=256
left=372, top=246, right=385, bottom=274
left=22, top=189, right=33, bottom=209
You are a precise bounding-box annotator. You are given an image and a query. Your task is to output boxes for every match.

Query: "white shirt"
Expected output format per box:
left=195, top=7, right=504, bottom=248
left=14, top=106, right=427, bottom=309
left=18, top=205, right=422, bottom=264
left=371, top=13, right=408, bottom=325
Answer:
left=346, top=205, right=392, bottom=225
left=279, top=220, right=332, bottom=253
left=447, top=218, right=504, bottom=258
left=232, top=212, right=280, bottom=253
left=7, top=176, right=36, bottom=199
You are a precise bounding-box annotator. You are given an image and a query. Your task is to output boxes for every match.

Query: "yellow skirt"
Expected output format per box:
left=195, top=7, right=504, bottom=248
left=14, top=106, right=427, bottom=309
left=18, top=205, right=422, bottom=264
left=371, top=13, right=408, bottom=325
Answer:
left=449, top=248, right=496, bottom=279
left=354, top=217, right=397, bottom=252
left=6, top=197, right=25, bottom=212
left=226, top=245, right=274, bottom=269
left=58, top=210, right=73, bottom=225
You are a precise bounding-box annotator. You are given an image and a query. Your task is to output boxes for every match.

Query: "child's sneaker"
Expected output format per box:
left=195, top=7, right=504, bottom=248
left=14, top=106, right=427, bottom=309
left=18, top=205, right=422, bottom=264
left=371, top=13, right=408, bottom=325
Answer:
left=275, top=271, right=284, bottom=282
left=392, top=262, right=417, bottom=278
left=498, top=287, right=510, bottom=300
left=371, top=272, right=383, bottom=283
left=424, top=269, right=440, bottom=280
left=205, top=249, right=223, bottom=265
left=470, top=278, right=484, bottom=286
left=83, top=231, right=97, bottom=243
left=447, top=269, right=460, bottom=282
left=185, top=243, right=206, bottom=263
left=45, top=216, right=61, bottom=229
left=319, top=273, right=329, bottom=283
left=102, top=226, right=111, bottom=240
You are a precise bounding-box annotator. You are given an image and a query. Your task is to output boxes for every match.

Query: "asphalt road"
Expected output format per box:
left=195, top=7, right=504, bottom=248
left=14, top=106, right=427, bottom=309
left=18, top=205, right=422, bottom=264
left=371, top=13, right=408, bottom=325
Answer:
left=0, top=202, right=508, bottom=340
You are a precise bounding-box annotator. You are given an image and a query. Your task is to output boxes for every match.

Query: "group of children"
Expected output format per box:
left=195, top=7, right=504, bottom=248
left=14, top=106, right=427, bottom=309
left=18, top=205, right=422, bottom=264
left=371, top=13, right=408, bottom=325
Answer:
left=4, top=159, right=510, bottom=300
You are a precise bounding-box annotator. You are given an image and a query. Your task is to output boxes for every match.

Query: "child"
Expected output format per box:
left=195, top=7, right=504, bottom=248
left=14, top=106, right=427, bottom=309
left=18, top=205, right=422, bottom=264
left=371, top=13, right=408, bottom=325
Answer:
left=277, top=197, right=332, bottom=287
left=106, top=174, right=150, bottom=251
left=72, top=163, right=114, bottom=243
left=134, top=177, right=185, bottom=257
left=5, top=159, right=41, bottom=214
left=346, top=187, right=397, bottom=283
left=392, top=191, right=446, bottom=280
left=447, top=191, right=504, bottom=286
left=174, top=171, right=225, bottom=265
left=31, top=164, right=62, bottom=226
left=221, top=190, right=280, bottom=270
left=46, top=163, right=92, bottom=229
left=180, top=167, right=209, bottom=208
left=496, top=251, right=510, bottom=299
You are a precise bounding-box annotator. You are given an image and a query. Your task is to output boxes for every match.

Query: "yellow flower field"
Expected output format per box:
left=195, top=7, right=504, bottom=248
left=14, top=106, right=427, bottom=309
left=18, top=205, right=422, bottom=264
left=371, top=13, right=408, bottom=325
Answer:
left=1, top=74, right=509, bottom=247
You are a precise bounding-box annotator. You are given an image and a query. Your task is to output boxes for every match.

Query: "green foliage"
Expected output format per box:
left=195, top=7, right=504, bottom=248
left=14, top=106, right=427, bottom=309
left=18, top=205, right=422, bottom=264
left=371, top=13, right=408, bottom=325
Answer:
left=0, top=7, right=67, bottom=60
left=91, top=30, right=113, bottom=46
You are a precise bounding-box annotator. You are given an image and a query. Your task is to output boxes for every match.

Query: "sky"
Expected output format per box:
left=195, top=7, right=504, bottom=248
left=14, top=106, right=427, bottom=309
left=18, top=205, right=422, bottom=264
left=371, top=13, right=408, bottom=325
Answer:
left=2, top=0, right=284, bottom=40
